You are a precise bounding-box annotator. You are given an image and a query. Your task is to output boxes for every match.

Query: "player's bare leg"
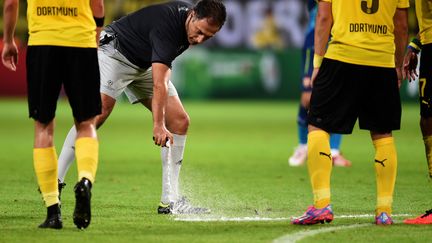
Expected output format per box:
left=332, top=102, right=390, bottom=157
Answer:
left=34, top=120, right=62, bottom=229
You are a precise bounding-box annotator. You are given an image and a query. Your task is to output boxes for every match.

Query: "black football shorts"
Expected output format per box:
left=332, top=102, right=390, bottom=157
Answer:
left=419, top=44, right=432, bottom=118
left=308, top=58, right=401, bottom=134
left=26, top=46, right=101, bottom=123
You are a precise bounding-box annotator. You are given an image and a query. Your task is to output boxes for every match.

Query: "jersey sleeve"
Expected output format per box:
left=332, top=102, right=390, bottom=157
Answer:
left=397, top=0, right=409, bottom=8
left=149, top=28, right=178, bottom=68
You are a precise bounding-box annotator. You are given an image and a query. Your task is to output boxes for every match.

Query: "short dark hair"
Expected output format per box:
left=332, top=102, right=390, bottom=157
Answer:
left=193, top=0, right=227, bottom=28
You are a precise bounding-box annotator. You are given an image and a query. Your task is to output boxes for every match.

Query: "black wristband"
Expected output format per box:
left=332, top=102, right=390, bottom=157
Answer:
left=94, top=16, right=105, bottom=27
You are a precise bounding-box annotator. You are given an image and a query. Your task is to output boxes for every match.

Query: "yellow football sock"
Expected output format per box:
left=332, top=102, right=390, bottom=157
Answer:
left=423, top=136, right=432, bottom=178
left=307, top=130, right=332, bottom=208
left=33, top=147, right=59, bottom=207
left=373, top=137, right=397, bottom=216
left=75, top=137, right=99, bottom=183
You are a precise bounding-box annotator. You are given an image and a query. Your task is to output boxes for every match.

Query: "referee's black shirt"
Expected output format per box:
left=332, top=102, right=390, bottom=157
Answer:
left=109, top=1, right=191, bottom=69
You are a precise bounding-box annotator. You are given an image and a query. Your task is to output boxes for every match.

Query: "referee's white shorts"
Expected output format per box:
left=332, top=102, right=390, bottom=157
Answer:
left=98, top=31, right=178, bottom=104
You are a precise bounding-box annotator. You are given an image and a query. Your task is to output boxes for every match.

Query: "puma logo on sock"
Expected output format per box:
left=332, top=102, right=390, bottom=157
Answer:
left=319, top=152, right=332, bottom=160
left=375, top=158, right=387, bottom=167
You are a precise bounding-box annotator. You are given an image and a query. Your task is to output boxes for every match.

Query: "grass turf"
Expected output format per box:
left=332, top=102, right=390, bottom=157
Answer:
left=0, top=98, right=431, bottom=242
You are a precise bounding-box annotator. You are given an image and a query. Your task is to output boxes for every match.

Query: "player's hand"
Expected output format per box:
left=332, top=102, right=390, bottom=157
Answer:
left=310, top=67, right=319, bottom=87
left=402, top=48, right=418, bottom=82
left=1, top=41, right=18, bottom=71
left=153, top=125, right=173, bottom=147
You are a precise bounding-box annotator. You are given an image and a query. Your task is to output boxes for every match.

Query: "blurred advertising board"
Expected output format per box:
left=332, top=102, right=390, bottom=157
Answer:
left=172, top=47, right=302, bottom=100
left=171, top=47, right=419, bottom=101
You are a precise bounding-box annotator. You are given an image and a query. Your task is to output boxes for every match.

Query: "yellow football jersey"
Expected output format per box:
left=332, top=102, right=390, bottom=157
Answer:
left=27, top=0, right=97, bottom=47
left=320, top=0, right=409, bottom=67
left=416, top=0, right=432, bottom=45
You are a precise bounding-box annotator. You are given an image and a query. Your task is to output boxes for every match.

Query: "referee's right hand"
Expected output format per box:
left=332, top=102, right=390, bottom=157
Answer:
left=153, top=125, right=173, bottom=147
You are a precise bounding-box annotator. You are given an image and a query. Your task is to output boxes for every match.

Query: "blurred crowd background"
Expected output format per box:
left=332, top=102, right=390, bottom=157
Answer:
left=0, top=0, right=420, bottom=100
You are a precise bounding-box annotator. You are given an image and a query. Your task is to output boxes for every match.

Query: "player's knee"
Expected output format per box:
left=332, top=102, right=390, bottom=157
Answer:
left=75, top=118, right=97, bottom=138
left=76, top=117, right=95, bottom=128
left=169, top=112, right=190, bottom=134
left=178, top=113, right=190, bottom=132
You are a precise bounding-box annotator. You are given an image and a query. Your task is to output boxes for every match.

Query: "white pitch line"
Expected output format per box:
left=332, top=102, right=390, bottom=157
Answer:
left=174, top=216, right=290, bottom=222
left=273, top=223, right=370, bottom=243
left=173, top=214, right=411, bottom=222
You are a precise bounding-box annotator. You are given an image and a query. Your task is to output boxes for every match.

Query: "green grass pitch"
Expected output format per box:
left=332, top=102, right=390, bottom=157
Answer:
left=1, top=98, right=432, bottom=242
